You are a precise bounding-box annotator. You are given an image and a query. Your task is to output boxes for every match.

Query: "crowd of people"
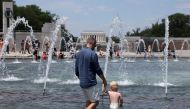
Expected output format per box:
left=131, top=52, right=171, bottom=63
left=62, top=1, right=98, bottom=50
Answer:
left=0, top=37, right=178, bottom=61
left=136, top=43, right=177, bottom=59
left=98, top=47, right=121, bottom=58
left=0, top=38, right=69, bottom=60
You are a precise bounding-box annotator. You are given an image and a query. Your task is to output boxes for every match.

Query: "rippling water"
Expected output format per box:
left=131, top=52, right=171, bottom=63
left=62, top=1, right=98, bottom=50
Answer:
left=0, top=58, right=190, bottom=109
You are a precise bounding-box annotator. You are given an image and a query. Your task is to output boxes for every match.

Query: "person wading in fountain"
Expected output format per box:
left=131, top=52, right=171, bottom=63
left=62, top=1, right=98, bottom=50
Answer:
left=75, top=37, right=107, bottom=109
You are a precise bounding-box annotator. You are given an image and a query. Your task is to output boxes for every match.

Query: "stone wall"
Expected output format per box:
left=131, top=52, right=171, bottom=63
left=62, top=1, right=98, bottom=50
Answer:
left=73, top=37, right=190, bottom=52
left=143, top=37, right=190, bottom=51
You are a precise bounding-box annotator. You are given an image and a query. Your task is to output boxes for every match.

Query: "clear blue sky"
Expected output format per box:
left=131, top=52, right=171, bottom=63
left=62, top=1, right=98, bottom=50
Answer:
left=15, top=0, right=190, bottom=36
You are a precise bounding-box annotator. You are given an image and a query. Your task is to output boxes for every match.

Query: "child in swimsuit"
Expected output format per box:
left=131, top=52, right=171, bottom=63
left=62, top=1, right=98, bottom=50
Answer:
left=108, top=81, right=123, bottom=109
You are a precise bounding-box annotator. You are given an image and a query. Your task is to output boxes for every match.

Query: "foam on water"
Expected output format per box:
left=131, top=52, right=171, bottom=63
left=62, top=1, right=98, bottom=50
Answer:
left=153, top=82, right=175, bottom=87
left=33, top=77, right=61, bottom=84
left=31, top=60, right=40, bottom=63
left=0, top=75, right=24, bottom=81
left=117, top=80, right=135, bottom=86
left=158, top=59, right=163, bottom=62
left=111, top=59, right=119, bottom=63
left=145, top=60, right=151, bottom=62
left=59, top=79, right=79, bottom=85
left=51, top=60, right=57, bottom=63
left=124, top=59, right=136, bottom=63
left=64, top=60, right=74, bottom=63
left=173, top=59, right=179, bottom=62
left=12, top=60, right=22, bottom=64
left=98, top=60, right=104, bottom=63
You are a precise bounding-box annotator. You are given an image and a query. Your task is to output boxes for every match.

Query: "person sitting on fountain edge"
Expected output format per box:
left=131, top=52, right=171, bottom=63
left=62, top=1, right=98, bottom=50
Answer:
left=75, top=37, right=107, bottom=109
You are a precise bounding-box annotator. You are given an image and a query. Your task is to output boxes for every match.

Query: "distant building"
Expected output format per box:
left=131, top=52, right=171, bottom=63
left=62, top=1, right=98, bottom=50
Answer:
left=81, top=31, right=106, bottom=44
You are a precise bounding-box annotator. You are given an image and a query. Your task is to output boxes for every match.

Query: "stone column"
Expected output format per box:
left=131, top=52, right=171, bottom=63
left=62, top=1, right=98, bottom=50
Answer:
left=100, top=35, right=101, bottom=42
left=3, top=2, right=13, bottom=37
left=84, top=35, right=85, bottom=42
left=97, top=35, right=99, bottom=42
left=98, top=35, right=99, bottom=42
left=101, top=36, right=103, bottom=42
left=80, top=35, right=84, bottom=42
left=86, top=35, right=88, bottom=41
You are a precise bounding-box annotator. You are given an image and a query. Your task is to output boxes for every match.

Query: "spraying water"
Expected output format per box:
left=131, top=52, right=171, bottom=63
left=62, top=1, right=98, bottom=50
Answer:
left=180, top=39, right=189, bottom=50
left=37, top=36, right=50, bottom=77
left=152, top=39, right=160, bottom=52
left=104, top=29, right=113, bottom=77
left=104, top=16, right=129, bottom=79
left=43, top=17, right=68, bottom=95
left=137, top=39, right=146, bottom=53
left=104, top=16, right=123, bottom=77
left=41, top=36, right=50, bottom=52
left=59, top=37, right=67, bottom=52
left=0, top=17, right=35, bottom=78
left=116, top=17, right=128, bottom=79
left=75, top=35, right=84, bottom=51
left=164, top=17, right=169, bottom=97
left=0, top=17, right=35, bottom=59
left=168, top=39, right=178, bottom=61
left=180, top=40, right=190, bottom=60
left=12, top=41, right=22, bottom=64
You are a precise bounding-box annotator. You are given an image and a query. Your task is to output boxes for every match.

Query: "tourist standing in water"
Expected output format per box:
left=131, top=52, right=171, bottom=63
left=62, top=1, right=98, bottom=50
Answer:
left=75, top=37, right=107, bottom=109
left=108, top=81, right=123, bottom=109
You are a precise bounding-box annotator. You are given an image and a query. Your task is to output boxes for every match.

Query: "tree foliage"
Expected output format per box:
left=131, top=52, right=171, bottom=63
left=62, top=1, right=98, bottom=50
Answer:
left=111, top=36, right=120, bottom=43
left=126, top=13, right=190, bottom=37
left=14, top=4, right=55, bottom=31
left=169, top=13, right=190, bottom=37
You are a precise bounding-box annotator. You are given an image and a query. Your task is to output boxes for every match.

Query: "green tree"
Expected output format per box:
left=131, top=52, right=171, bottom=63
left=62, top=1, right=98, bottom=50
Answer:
left=130, top=28, right=141, bottom=36
left=139, top=27, right=152, bottom=36
left=14, top=4, right=54, bottom=31
left=169, top=13, right=190, bottom=37
left=138, top=13, right=190, bottom=37
left=151, top=21, right=165, bottom=37
left=111, top=36, right=120, bottom=43
left=125, top=31, right=131, bottom=36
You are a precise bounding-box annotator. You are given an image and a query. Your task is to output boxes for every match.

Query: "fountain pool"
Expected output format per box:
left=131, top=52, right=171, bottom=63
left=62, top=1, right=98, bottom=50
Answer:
left=0, top=58, right=190, bottom=109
